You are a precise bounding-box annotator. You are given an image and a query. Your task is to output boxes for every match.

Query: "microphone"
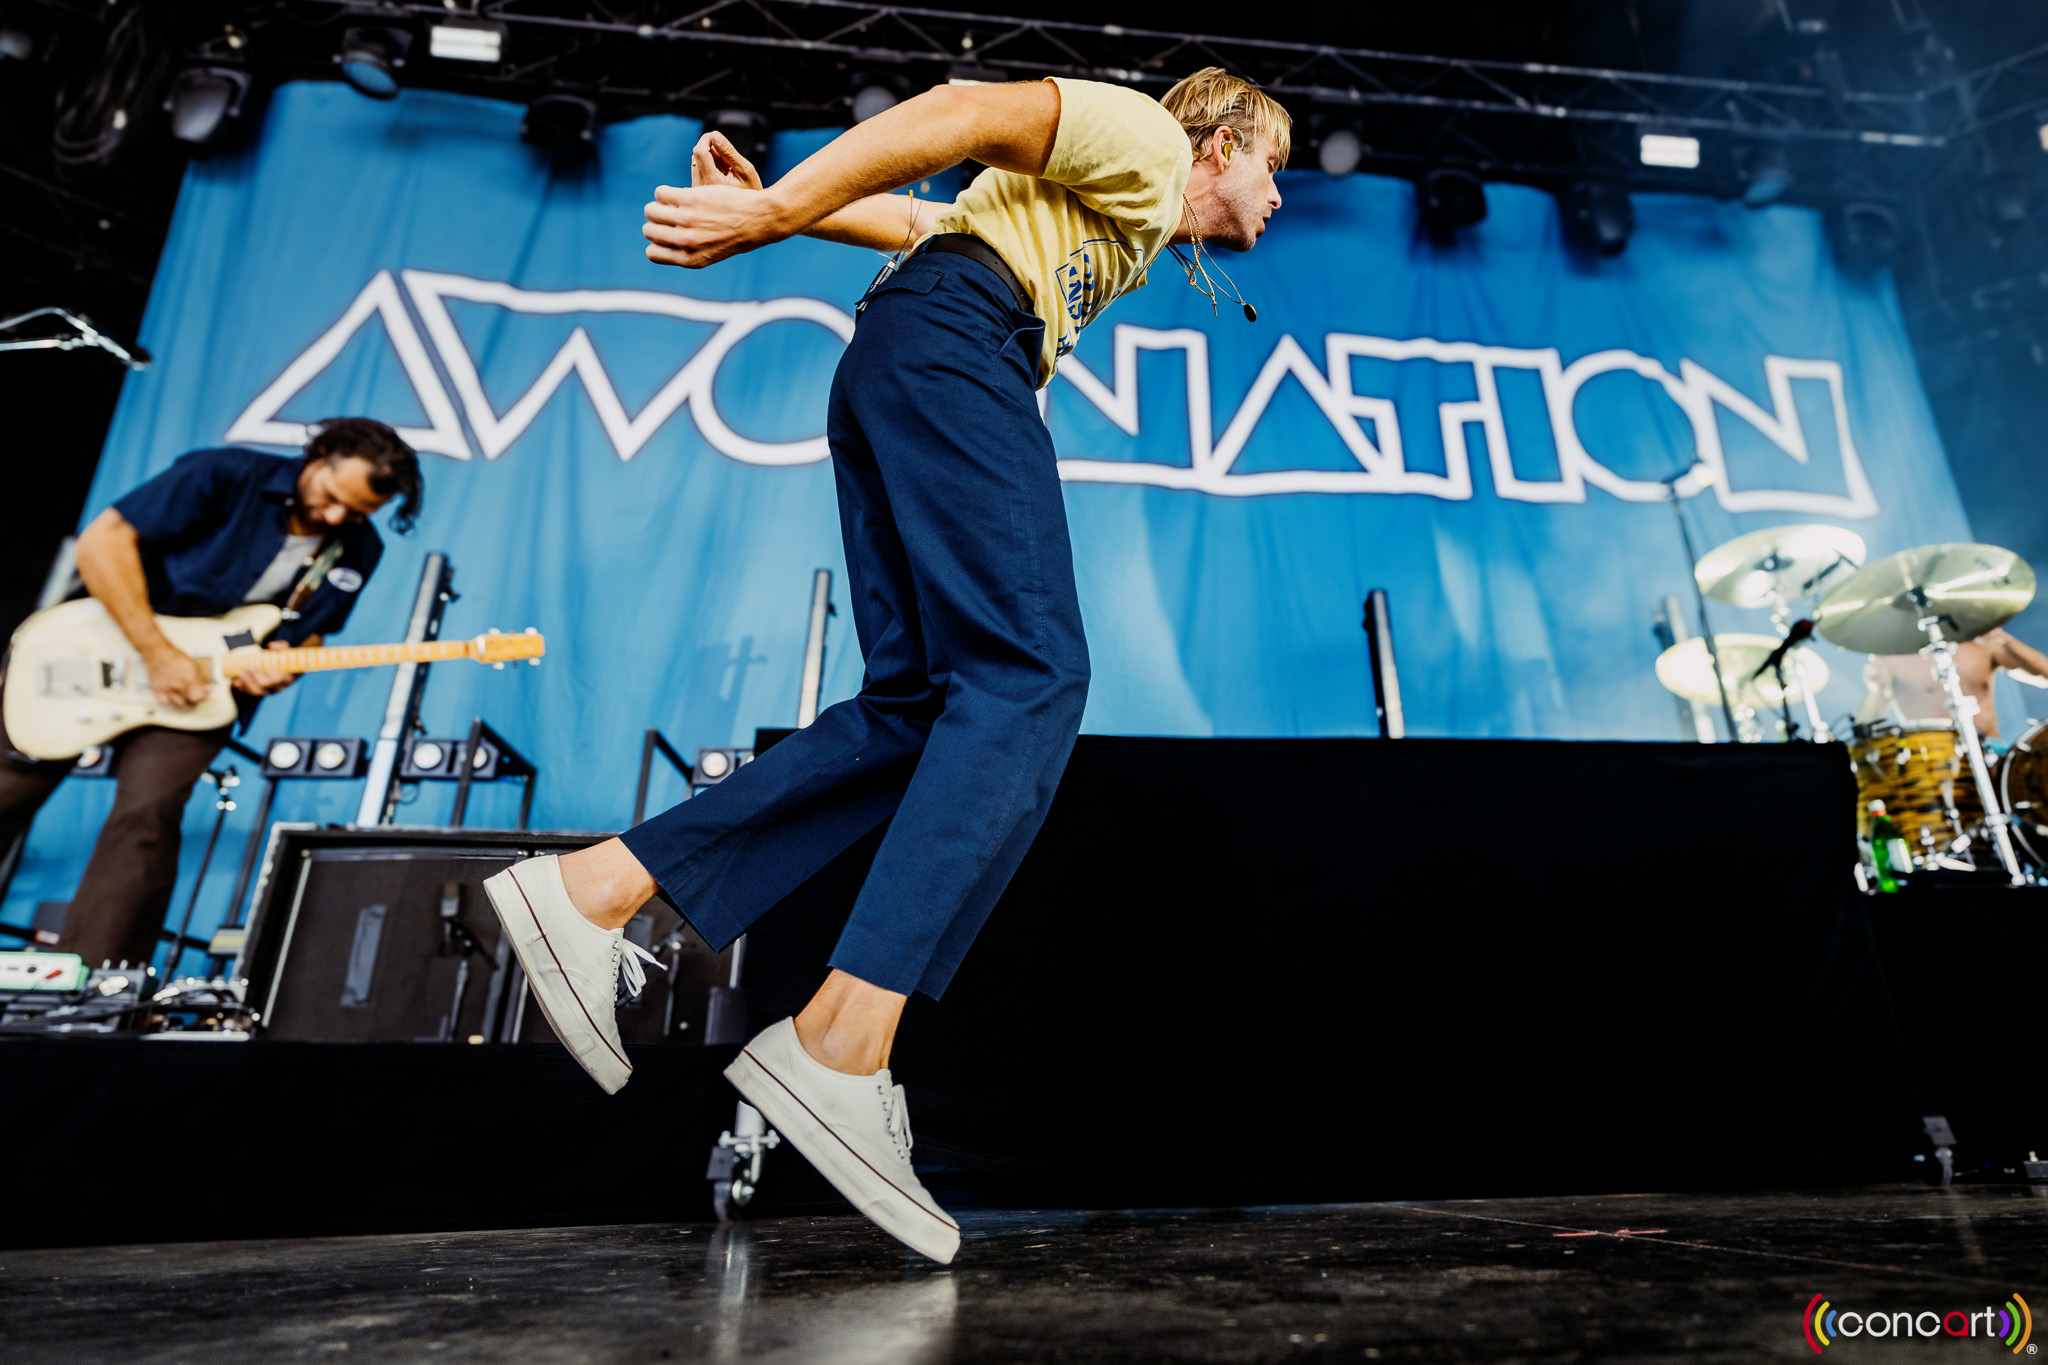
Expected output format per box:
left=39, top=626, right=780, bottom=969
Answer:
left=1752, top=618, right=1815, bottom=681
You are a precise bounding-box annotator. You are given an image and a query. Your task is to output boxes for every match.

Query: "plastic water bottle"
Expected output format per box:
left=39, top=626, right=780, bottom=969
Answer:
left=1866, top=799, right=1908, bottom=892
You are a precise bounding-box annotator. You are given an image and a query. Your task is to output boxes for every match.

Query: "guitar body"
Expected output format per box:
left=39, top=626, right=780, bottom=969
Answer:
left=4, top=599, right=283, bottom=760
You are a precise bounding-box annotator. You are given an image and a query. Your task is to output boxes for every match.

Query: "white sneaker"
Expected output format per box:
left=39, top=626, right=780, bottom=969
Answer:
left=725, top=1018, right=961, bottom=1264
left=482, top=854, right=661, bottom=1095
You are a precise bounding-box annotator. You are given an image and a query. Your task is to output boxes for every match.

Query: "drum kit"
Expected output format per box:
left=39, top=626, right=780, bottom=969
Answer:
left=1655, top=526, right=2046, bottom=886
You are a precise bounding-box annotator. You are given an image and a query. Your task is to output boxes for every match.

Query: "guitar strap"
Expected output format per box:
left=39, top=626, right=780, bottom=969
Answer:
left=280, top=540, right=345, bottom=622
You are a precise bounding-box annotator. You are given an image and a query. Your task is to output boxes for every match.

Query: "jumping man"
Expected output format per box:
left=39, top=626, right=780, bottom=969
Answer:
left=482, top=68, right=1289, bottom=1262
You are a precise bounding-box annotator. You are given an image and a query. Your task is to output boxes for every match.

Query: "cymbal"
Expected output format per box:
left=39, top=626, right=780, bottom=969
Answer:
left=1655, top=633, right=1831, bottom=710
left=1813, top=543, right=2036, bottom=654
left=1694, top=524, right=1866, bottom=607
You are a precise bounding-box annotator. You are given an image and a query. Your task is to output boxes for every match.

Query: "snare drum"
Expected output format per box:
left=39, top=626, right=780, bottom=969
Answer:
left=1848, top=721, right=1986, bottom=864
left=1998, top=719, right=2048, bottom=870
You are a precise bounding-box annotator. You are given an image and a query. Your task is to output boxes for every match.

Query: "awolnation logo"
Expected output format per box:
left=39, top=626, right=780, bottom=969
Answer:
left=1805, top=1292, right=2034, bottom=1353
left=228, top=270, right=1881, bottom=516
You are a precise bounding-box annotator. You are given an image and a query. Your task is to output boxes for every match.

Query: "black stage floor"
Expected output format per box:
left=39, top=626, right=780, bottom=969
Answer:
left=4, top=1186, right=2042, bottom=1363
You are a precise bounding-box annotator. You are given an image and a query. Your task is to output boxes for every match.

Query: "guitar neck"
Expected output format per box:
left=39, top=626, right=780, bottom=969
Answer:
left=219, top=640, right=472, bottom=677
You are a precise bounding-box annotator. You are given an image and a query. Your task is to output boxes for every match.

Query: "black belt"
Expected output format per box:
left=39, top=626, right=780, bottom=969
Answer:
left=908, top=233, right=1032, bottom=313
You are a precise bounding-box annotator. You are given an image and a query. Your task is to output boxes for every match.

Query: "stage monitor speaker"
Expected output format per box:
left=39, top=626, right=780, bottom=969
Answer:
left=240, top=826, right=731, bottom=1044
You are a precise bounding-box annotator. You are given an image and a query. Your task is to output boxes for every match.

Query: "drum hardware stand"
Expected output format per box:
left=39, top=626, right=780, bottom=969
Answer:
left=709, top=569, right=835, bottom=1222
left=1663, top=472, right=1739, bottom=741
left=1918, top=613, right=2026, bottom=885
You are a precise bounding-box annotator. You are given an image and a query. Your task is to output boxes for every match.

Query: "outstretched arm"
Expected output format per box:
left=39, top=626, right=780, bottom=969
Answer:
left=684, top=131, right=955, bottom=253
left=1984, top=627, right=2048, bottom=686
left=644, top=81, right=1059, bottom=268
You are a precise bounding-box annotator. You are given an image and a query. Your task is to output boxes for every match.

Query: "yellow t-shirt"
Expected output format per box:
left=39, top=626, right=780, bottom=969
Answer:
left=932, top=77, right=1192, bottom=387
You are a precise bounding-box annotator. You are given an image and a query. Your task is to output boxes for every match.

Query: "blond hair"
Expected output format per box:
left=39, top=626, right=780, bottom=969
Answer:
left=1161, top=67, right=1292, bottom=169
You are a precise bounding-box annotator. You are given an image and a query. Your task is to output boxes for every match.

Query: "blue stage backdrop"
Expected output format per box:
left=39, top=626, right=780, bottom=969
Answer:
left=5, top=82, right=1979, bottom=946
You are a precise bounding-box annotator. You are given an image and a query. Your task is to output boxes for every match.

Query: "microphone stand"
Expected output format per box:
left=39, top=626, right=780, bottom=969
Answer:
left=0, top=307, right=151, bottom=368
left=1665, top=472, right=1739, bottom=742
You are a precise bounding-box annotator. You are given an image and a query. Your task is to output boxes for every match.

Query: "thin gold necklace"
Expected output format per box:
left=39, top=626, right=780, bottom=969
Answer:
left=1168, top=195, right=1256, bottom=322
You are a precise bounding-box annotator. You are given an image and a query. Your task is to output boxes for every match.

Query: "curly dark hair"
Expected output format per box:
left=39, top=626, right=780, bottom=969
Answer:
left=304, top=417, right=423, bottom=534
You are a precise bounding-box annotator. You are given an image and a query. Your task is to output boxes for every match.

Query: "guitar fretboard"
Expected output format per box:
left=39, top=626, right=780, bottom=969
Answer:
left=217, top=640, right=476, bottom=676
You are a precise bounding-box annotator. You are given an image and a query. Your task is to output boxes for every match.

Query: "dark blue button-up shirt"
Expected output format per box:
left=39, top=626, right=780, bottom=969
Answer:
left=112, top=447, right=384, bottom=646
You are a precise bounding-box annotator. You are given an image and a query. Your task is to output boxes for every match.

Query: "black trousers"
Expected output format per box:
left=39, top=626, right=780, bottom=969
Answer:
left=0, top=713, right=228, bottom=968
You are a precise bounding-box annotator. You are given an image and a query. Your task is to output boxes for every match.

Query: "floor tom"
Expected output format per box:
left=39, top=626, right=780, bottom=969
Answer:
left=1997, top=719, right=2048, bottom=870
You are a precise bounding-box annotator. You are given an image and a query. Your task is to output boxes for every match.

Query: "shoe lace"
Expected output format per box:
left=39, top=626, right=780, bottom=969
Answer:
left=880, top=1082, right=914, bottom=1164
left=611, top=935, right=664, bottom=1005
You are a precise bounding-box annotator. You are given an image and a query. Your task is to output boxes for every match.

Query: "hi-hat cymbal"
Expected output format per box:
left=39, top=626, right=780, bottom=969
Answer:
left=1813, top=543, right=2036, bottom=654
left=1694, top=524, right=1867, bottom=607
left=1655, top=633, right=1831, bottom=710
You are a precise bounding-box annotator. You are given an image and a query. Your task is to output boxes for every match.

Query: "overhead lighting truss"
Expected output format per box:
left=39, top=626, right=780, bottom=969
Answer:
left=276, top=2, right=1937, bottom=137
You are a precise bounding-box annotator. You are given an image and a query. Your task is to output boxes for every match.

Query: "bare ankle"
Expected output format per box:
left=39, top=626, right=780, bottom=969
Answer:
left=557, top=842, right=655, bottom=931
left=795, top=1018, right=885, bottom=1076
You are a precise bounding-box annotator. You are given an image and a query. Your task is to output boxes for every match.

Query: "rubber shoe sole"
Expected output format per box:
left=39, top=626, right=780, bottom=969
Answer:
left=482, top=864, right=631, bottom=1095
left=725, top=1045, right=960, bottom=1264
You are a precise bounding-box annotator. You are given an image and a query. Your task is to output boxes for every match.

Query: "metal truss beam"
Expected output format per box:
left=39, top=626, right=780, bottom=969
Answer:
left=286, top=0, right=1939, bottom=149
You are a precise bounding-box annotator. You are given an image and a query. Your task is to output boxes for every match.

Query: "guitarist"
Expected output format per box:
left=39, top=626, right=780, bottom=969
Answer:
left=0, top=417, right=422, bottom=969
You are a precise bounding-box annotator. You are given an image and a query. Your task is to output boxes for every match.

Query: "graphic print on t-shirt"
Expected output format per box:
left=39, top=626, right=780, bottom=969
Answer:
left=1056, top=236, right=1143, bottom=363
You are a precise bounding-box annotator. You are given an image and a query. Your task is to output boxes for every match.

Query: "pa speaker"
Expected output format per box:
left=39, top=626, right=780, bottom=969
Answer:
left=239, top=826, right=731, bottom=1043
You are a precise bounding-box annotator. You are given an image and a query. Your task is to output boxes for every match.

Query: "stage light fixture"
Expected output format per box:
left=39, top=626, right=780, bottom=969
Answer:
left=1563, top=181, right=1634, bottom=257
left=262, top=737, right=368, bottom=779
left=0, top=26, right=35, bottom=61
left=401, top=736, right=504, bottom=782
left=1639, top=133, right=1700, bottom=169
left=1978, top=171, right=2029, bottom=227
left=852, top=81, right=899, bottom=123
left=1738, top=144, right=1792, bottom=207
left=337, top=25, right=410, bottom=100
left=522, top=93, right=597, bottom=152
left=428, top=21, right=504, bottom=63
left=164, top=66, right=250, bottom=146
left=692, top=746, right=752, bottom=787
left=1318, top=127, right=1362, bottom=179
left=1420, top=168, right=1487, bottom=243
left=1829, top=201, right=1903, bottom=270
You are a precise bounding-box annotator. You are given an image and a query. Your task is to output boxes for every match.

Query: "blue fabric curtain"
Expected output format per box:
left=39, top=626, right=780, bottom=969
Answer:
left=4, top=82, right=1973, bottom=943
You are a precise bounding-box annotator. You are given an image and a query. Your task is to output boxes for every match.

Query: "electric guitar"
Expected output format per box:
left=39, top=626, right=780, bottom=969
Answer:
left=3, top=598, right=545, bottom=761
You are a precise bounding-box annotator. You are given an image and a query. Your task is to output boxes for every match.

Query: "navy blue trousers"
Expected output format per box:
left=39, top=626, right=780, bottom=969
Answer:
left=619, top=251, right=1090, bottom=999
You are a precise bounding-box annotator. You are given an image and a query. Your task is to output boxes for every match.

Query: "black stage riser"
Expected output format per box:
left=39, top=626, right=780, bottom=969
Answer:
left=741, top=737, right=1925, bottom=1207
left=8, top=736, right=2032, bottom=1248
